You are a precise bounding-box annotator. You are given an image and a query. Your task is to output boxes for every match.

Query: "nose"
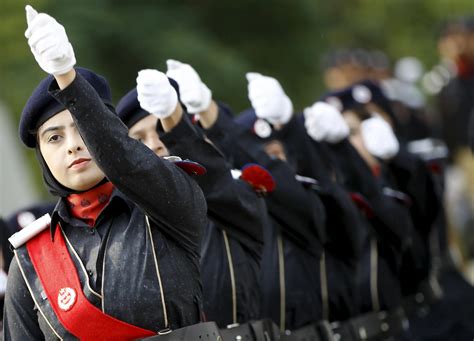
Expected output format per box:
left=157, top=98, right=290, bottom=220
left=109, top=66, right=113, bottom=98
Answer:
left=147, top=135, right=168, bottom=157
left=67, top=132, right=84, bottom=155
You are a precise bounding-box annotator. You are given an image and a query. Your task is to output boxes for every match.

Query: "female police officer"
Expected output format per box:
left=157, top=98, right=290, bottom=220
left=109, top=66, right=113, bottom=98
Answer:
left=3, top=6, right=210, bottom=340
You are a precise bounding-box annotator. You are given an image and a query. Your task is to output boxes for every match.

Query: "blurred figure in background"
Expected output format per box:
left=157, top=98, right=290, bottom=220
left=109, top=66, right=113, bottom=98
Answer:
left=380, top=57, right=434, bottom=143
left=321, top=49, right=434, bottom=144
left=433, top=16, right=474, bottom=273
left=321, top=48, right=373, bottom=91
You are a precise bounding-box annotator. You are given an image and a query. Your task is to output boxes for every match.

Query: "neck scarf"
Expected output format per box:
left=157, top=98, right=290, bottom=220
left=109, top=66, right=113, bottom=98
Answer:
left=66, top=182, right=114, bottom=227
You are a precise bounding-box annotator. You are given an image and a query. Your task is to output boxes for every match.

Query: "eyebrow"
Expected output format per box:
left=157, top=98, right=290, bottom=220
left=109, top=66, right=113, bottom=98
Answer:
left=39, top=122, right=76, bottom=138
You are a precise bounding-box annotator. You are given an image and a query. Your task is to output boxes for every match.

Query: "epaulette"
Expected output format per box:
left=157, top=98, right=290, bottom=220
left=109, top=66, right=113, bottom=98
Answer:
left=8, top=213, right=51, bottom=248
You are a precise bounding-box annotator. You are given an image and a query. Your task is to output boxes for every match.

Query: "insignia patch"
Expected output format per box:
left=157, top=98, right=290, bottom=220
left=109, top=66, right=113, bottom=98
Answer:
left=352, top=85, right=372, bottom=104
left=58, top=287, right=77, bottom=311
left=253, top=118, right=272, bottom=138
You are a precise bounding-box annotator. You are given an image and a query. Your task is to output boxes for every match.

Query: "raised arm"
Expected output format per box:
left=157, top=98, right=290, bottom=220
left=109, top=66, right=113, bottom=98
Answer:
left=159, top=98, right=265, bottom=255
left=205, top=104, right=325, bottom=253
left=25, top=6, right=206, bottom=249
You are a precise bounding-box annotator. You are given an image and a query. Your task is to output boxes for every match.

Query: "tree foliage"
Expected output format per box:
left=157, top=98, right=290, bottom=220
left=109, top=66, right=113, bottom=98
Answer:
left=1, top=0, right=473, bottom=194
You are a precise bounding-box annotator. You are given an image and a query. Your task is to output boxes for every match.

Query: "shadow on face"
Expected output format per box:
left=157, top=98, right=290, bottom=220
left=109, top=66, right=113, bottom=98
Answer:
left=129, top=115, right=169, bottom=157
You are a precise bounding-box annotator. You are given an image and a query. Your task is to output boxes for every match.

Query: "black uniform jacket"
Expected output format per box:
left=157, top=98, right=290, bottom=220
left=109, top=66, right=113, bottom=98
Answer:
left=160, top=114, right=264, bottom=327
left=326, top=139, right=414, bottom=312
left=3, top=73, right=207, bottom=340
left=268, top=115, right=368, bottom=320
left=204, top=105, right=327, bottom=330
left=271, top=114, right=411, bottom=313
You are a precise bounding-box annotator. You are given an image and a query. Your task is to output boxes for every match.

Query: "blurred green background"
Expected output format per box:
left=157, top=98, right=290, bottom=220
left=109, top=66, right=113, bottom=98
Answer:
left=1, top=0, right=473, bottom=196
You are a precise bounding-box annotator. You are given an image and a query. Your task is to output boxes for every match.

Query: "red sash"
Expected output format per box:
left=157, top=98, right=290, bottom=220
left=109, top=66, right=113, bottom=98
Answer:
left=26, top=225, right=156, bottom=340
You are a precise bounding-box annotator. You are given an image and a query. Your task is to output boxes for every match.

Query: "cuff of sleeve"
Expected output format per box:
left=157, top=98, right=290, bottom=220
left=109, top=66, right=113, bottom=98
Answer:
left=48, top=73, right=82, bottom=108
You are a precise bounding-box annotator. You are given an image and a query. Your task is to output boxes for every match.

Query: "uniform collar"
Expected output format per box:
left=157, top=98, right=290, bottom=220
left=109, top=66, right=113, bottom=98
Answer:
left=49, top=188, right=133, bottom=240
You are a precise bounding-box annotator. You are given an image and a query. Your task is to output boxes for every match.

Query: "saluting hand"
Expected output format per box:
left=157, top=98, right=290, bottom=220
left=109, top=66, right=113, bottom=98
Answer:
left=166, top=59, right=212, bottom=114
left=303, top=101, right=349, bottom=143
left=360, top=116, right=399, bottom=160
left=136, top=69, right=178, bottom=119
left=246, top=72, right=293, bottom=125
left=24, top=5, right=76, bottom=76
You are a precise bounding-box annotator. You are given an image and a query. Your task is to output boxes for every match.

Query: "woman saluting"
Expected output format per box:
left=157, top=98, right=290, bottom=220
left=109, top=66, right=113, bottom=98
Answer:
left=3, top=5, right=209, bottom=340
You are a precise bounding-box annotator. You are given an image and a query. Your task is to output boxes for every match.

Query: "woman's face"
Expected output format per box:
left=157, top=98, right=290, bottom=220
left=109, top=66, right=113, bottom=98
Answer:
left=129, top=115, right=169, bottom=157
left=38, top=110, right=105, bottom=191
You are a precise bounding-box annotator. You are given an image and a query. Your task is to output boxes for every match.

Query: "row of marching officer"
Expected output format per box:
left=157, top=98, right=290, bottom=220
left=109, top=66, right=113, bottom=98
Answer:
left=4, top=5, right=474, bottom=341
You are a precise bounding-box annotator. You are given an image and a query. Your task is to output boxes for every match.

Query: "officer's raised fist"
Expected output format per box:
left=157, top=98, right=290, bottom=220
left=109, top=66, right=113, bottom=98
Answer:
left=136, top=69, right=178, bottom=119
left=166, top=59, right=212, bottom=114
left=303, top=101, right=349, bottom=143
left=25, top=5, right=76, bottom=76
left=246, top=73, right=293, bottom=125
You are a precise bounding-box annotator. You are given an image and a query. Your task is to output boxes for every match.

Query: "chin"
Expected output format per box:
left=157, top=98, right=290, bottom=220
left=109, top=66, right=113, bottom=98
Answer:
left=68, top=174, right=105, bottom=192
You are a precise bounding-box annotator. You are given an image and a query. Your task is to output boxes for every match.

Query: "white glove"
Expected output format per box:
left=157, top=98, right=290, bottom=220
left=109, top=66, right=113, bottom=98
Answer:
left=361, top=116, right=400, bottom=160
left=24, top=5, right=76, bottom=76
left=166, top=59, right=212, bottom=114
left=246, top=72, right=293, bottom=125
left=136, top=69, right=178, bottom=119
left=303, top=101, right=349, bottom=143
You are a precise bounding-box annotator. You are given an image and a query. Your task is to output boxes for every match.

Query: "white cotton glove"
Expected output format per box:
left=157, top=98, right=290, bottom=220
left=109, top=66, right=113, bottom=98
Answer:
left=303, top=101, right=349, bottom=143
left=136, top=69, right=178, bottom=119
left=361, top=116, right=400, bottom=160
left=166, top=59, right=212, bottom=114
left=246, top=72, right=293, bottom=125
left=24, top=5, right=76, bottom=76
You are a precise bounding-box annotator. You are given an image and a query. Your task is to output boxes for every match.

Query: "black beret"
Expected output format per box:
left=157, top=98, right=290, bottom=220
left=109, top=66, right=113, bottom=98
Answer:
left=320, top=80, right=385, bottom=111
left=319, top=86, right=356, bottom=112
left=116, top=77, right=182, bottom=128
left=115, top=87, right=148, bottom=128
left=20, top=67, right=112, bottom=148
left=235, top=108, right=276, bottom=141
left=320, top=79, right=398, bottom=125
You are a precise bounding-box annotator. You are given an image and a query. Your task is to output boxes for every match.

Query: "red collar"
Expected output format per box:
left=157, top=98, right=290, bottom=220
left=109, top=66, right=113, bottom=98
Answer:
left=66, top=182, right=114, bottom=227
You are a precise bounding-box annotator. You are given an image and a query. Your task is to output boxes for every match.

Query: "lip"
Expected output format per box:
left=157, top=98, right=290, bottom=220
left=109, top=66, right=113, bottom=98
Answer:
left=68, top=158, right=91, bottom=169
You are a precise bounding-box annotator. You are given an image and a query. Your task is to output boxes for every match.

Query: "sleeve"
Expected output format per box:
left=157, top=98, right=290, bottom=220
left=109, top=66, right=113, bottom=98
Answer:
left=272, top=114, right=334, bottom=185
left=327, top=140, right=412, bottom=252
left=317, top=183, right=363, bottom=263
left=204, top=103, right=253, bottom=168
left=204, top=104, right=325, bottom=254
left=49, top=72, right=207, bottom=252
left=262, top=114, right=364, bottom=261
left=388, top=148, right=440, bottom=236
left=3, top=258, right=44, bottom=341
left=160, top=114, right=264, bottom=257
